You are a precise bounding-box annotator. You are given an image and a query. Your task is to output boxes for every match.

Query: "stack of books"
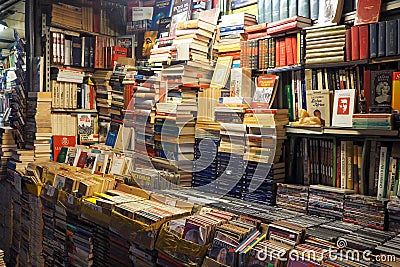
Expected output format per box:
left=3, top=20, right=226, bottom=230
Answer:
left=93, top=70, right=113, bottom=124
left=10, top=149, right=35, bottom=171
left=0, top=250, right=5, bottom=267
left=41, top=190, right=58, bottom=266
left=161, top=61, right=214, bottom=87
left=343, top=194, right=387, bottom=231
left=33, top=93, right=53, bottom=161
left=54, top=204, right=68, bottom=266
left=148, top=37, right=177, bottom=65
left=217, top=13, right=257, bottom=61
left=192, top=121, right=220, bottom=188
left=276, top=183, right=310, bottom=213
left=0, top=129, right=17, bottom=179
left=388, top=199, right=400, bottom=232
left=173, top=17, right=217, bottom=63
left=108, top=231, right=131, bottom=266
left=109, top=67, right=127, bottom=124
left=66, top=220, right=94, bottom=267
left=305, top=25, right=347, bottom=65
left=308, top=185, right=354, bottom=220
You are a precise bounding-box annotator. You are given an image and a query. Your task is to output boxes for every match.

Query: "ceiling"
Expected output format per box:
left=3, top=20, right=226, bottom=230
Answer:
left=0, top=0, right=25, bottom=50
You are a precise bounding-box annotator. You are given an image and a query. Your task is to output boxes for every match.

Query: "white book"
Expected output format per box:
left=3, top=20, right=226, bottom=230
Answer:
left=332, top=89, right=356, bottom=127
left=377, top=146, right=388, bottom=200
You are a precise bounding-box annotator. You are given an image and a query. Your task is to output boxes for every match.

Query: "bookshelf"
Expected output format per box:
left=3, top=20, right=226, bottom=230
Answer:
left=286, top=126, right=400, bottom=137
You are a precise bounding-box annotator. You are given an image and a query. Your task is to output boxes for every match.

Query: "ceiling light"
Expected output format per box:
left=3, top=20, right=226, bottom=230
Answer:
left=0, top=21, right=8, bottom=32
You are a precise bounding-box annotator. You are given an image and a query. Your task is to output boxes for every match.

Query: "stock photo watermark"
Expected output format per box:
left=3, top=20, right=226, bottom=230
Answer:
left=256, top=238, right=397, bottom=263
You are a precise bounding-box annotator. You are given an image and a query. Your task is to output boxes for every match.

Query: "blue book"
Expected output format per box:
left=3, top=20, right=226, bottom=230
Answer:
left=219, top=25, right=244, bottom=32
left=258, top=0, right=265, bottom=23
left=279, top=0, right=288, bottom=20
left=288, top=0, right=297, bottom=17
left=265, top=0, right=272, bottom=22
left=378, top=21, right=386, bottom=57
left=298, top=0, right=310, bottom=18
left=310, top=0, right=319, bottom=20
left=272, top=0, right=280, bottom=21
left=370, top=23, right=378, bottom=58
left=150, top=0, right=173, bottom=30
left=386, top=20, right=398, bottom=56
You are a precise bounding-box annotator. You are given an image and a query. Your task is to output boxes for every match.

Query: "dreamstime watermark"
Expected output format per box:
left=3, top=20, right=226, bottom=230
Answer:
left=256, top=238, right=397, bottom=263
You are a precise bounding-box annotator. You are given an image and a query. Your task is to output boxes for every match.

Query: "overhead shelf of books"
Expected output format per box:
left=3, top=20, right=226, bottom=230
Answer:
left=286, top=125, right=399, bottom=137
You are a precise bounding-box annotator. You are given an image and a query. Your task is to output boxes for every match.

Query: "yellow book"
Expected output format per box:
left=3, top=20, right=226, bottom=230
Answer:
left=392, top=72, right=400, bottom=112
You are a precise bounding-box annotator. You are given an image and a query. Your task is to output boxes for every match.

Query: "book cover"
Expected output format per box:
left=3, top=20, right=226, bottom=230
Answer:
left=370, top=70, right=394, bottom=113
left=158, top=17, right=172, bottom=38
left=251, top=75, right=279, bottom=109
left=378, top=21, right=386, bottom=57
left=332, top=89, right=356, bottom=127
left=392, top=72, right=400, bottom=112
left=52, top=135, right=77, bottom=162
left=355, top=0, right=382, bottom=25
left=386, top=20, right=398, bottom=56
left=306, top=90, right=331, bottom=127
left=142, top=31, right=158, bottom=58
left=377, top=146, right=388, bottom=199
left=211, top=56, right=233, bottom=88
left=77, top=114, right=98, bottom=143
left=71, top=36, right=82, bottom=67
left=150, top=0, right=173, bottom=30
left=116, top=35, right=135, bottom=58
left=369, top=23, right=378, bottom=58
left=170, top=0, right=192, bottom=37
left=318, top=0, right=344, bottom=24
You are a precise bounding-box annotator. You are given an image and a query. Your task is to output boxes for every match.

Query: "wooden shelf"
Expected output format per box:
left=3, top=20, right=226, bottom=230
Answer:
left=305, top=59, right=369, bottom=69
left=286, top=125, right=399, bottom=137
left=51, top=64, right=95, bottom=72
left=51, top=109, right=98, bottom=113
left=253, top=65, right=303, bottom=74
left=370, top=55, right=400, bottom=64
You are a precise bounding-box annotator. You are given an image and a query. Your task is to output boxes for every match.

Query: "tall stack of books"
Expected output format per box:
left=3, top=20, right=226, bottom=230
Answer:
left=192, top=121, right=220, bottom=188
left=217, top=13, right=257, bottom=60
left=33, top=93, right=53, bottom=161
left=132, top=70, right=161, bottom=168
left=54, top=204, right=68, bottom=266
left=41, top=194, right=57, bottom=266
left=0, top=129, right=17, bottom=179
left=93, top=70, right=113, bottom=127
left=308, top=185, right=354, bottom=220
left=173, top=17, right=217, bottom=63
left=148, top=37, right=177, bottom=65
left=9, top=178, right=21, bottom=267
left=109, top=67, right=127, bottom=125
left=305, top=25, right=347, bottom=65
left=66, top=220, right=94, bottom=267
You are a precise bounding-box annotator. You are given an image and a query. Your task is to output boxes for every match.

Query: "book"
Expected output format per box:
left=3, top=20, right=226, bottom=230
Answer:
left=370, top=70, right=394, bottom=113
left=377, top=146, right=388, bottom=199
left=392, top=72, right=400, bottom=112
left=230, top=68, right=252, bottom=97
left=211, top=56, right=233, bottom=88
left=142, top=31, right=158, bottom=59
left=355, top=0, right=381, bottom=25
left=251, top=75, right=279, bottom=109
left=150, top=0, right=173, bottom=30
left=306, top=90, right=331, bottom=127
left=332, top=89, right=356, bottom=127
left=52, top=135, right=77, bottom=162
left=170, top=0, right=193, bottom=36
left=317, top=0, right=344, bottom=24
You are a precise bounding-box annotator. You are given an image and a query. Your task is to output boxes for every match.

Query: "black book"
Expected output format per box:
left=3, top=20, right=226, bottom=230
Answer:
left=71, top=36, right=82, bottom=67
left=386, top=20, right=398, bottom=57
left=369, top=23, right=378, bottom=58
left=378, top=21, right=386, bottom=57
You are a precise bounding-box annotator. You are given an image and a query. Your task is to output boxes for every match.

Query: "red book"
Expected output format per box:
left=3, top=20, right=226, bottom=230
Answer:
left=291, top=36, right=297, bottom=64
left=90, top=85, right=94, bottom=109
left=267, top=16, right=311, bottom=29
left=351, top=26, right=360, bottom=60
left=363, top=69, right=371, bottom=112
left=76, top=151, right=88, bottom=168
left=52, top=135, right=77, bottom=161
left=279, top=38, right=286, bottom=67
left=247, top=32, right=269, bottom=40
left=359, top=25, right=369, bottom=59
left=245, top=23, right=267, bottom=33
left=275, top=39, right=281, bottom=67
left=94, top=36, right=100, bottom=68
left=267, top=21, right=310, bottom=35
left=285, top=37, right=294, bottom=66
left=345, top=28, right=352, bottom=61
left=355, top=0, right=382, bottom=25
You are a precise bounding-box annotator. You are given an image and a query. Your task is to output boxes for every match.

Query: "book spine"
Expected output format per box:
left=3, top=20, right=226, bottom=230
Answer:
left=279, top=0, right=289, bottom=20
left=258, top=0, right=266, bottom=23
left=388, top=157, right=397, bottom=198
left=336, top=141, right=341, bottom=188
left=272, top=0, right=280, bottom=22
left=288, top=0, right=297, bottom=17
left=345, top=28, right=352, bottom=61
left=346, top=141, right=353, bottom=190
left=386, top=20, right=398, bottom=56
left=279, top=38, right=286, bottom=66
left=378, top=21, right=386, bottom=57
left=351, top=26, right=360, bottom=61
left=369, top=23, right=378, bottom=58
left=265, top=0, right=273, bottom=23
left=359, top=25, right=369, bottom=60
left=377, top=146, right=388, bottom=199
left=309, top=0, right=319, bottom=20
left=286, top=37, right=294, bottom=66
left=353, top=144, right=359, bottom=193
left=297, top=0, right=310, bottom=18
left=340, top=141, right=346, bottom=189
left=393, top=72, right=400, bottom=112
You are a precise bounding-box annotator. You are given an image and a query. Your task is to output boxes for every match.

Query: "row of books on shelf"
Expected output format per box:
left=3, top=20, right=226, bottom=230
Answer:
left=50, top=81, right=96, bottom=110
left=51, top=33, right=128, bottom=69
left=50, top=1, right=125, bottom=36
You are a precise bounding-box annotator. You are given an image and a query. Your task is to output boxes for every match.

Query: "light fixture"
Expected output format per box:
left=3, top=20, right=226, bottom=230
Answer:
left=0, top=20, right=8, bottom=32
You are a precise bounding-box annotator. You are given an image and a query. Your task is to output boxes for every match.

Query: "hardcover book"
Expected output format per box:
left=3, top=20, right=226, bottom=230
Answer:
left=52, top=135, right=77, bottom=162
left=370, top=70, right=394, bottom=113
left=332, top=89, right=356, bottom=127
left=306, top=90, right=331, bottom=127
left=355, top=0, right=382, bottom=25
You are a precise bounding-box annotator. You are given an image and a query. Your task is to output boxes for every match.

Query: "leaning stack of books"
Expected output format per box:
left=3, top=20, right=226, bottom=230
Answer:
left=276, top=183, right=310, bottom=213
left=308, top=185, right=354, bottom=220
left=304, top=25, right=347, bottom=65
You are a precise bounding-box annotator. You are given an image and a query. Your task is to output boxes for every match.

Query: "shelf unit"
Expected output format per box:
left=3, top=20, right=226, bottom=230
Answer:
left=286, top=126, right=400, bottom=137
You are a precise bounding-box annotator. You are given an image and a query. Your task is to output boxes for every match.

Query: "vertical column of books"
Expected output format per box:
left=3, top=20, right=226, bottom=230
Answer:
left=41, top=192, right=58, bottom=266
left=9, top=172, right=21, bottom=267
left=0, top=129, right=16, bottom=179
left=217, top=13, right=257, bottom=66
left=241, top=109, right=289, bottom=205
left=215, top=102, right=247, bottom=197
left=132, top=70, right=160, bottom=169
left=92, top=70, right=113, bottom=142
left=109, top=68, right=126, bottom=125
left=66, top=218, right=94, bottom=267
left=26, top=92, right=53, bottom=161
left=192, top=121, right=220, bottom=188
